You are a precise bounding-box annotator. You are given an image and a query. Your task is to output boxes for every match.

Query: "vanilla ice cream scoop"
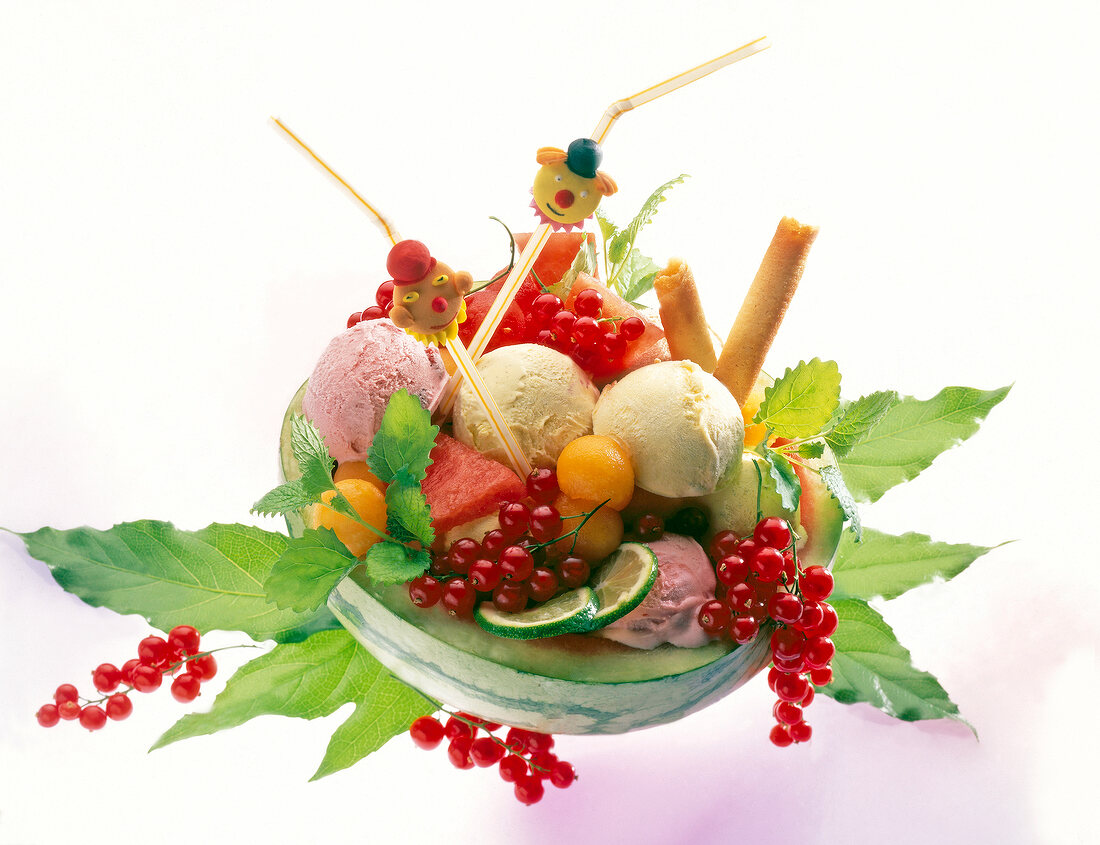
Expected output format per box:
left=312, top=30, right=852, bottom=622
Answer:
left=592, top=360, right=744, bottom=497
left=453, top=344, right=600, bottom=468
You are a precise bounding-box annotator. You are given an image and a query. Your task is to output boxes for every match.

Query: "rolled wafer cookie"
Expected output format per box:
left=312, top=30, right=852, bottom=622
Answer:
left=654, top=259, right=718, bottom=372
left=713, top=217, right=818, bottom=406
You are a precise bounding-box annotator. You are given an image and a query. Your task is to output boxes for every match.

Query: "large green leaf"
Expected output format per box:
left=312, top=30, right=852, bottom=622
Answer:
left=754, top=359, right=842, bottom=439
left=18, top=521, right=336, bottom=642
left=837, top=385, right=1010, bottom=503
left=151, top=629, right=434, bottom=780
left=263, top=527, right=358, bottom=613
left=832, top=528, right=1000, bottom=601
left=821, top=599, right=967, bottom=726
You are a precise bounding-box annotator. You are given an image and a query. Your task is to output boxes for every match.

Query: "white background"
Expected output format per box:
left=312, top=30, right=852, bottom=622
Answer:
left=2, top=2, right=1097, bottom=843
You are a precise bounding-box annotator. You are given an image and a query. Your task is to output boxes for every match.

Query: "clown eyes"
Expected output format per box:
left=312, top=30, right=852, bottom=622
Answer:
left=403, top=291, right=420, bottom=304
left=580, top=190, right=589, bottom=199
left=554, top=175, right=562, bottom=183
left=432, top=275, right=449, bottom=287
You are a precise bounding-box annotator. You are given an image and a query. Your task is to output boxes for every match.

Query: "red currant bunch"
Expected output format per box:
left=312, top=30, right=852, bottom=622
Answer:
left=35, top=625, right=223, bottom=732
left=408, top=711, right=576, bottom=805
left=698, top=516, right=837, bottom=746
left=347, top=280, right=395, bottom=328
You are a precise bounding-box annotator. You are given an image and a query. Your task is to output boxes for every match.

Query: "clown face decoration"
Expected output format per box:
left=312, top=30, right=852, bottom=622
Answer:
left=531, top=138, right=618, bottom=230
left=385, top=240, right=473, bottom=346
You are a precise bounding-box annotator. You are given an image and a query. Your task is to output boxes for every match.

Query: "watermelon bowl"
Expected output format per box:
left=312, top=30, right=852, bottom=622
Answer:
left=280, top=382, right=844, bottom=735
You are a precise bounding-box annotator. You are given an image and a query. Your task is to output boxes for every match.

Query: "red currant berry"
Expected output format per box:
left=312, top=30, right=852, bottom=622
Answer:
left=709, top=530, right=741, bottom=562
left=361, top=305, right=386, bottom=321
left=529, top=505, right=563, bottom=542
left=408, top=574, right=443, bottom=608
left=796, top=600, right=824, bottom=632
left=771, top=627, right=806, bottom=660
left=447, top=736, right=474, bottom=769
left=525, top=468, right=559, bottom=503
left=775, top=673, right=810, bottom=703
left=514, top=773, right=545, bottom=805
left=558, top=556, right=590, bottom=589
left=529, top=750, right=558, bottom=779
left=481, top=529, right=507, bottom=558
left=504, top=726, right=530, bottom=753
left=636, top=514, right=664, bottom=541
left=375, top=280, right=395, bottom=309
left=524, top=731, right=555, bottom=754
left=188, top=653, right=218, bottom=682
left=131, top=664, right=163, bottom=693
left=727, top=582, right=755, bottom=613
left=441, top=578, right=477, bottom=617
left=790, top=721, right=813, bottom=743
left=773, top=652, right=807, bottom=674
left=137, top=636, right=169, bottom=667
left=499, top=754, right=528, bottom=782
left=800, top=566, right=834, bottom=602
left=499, top=546, right=535, bottom=582
left=170, top=673, right=202, bottom=703
left=809, top=666, right=834, bottom=686
left=105, top=694, right=133, bottom=721
left=531, top=293, right=563, bottom=323
left=58, top=700, right=81, bottom=720
left=782, top=551, right=797, bottom=584
left=408, top=715, right=445, bottom=749
left=570, top=315, right=600, bottom=345
left=573, top=287, right=603, bottom=317
left=498, top=502, right=531, bottom=538
left=54, top=684, right=79, bottom=706
left=526, top=567, right=559, bottom=602
left=754, top=516, right=792, bottom=549
left=91, top=663, right=122, bottom=693
left=753, top=547, right=785, bottom=582
left=806, top=602, right=839, bottom=638
left=447, top=537, right=481, bottom=575
left=768, top=666, right=783, bottom=692
left=768, top=593, right=804, bottom=625
left=802, top=686, right=816, bottom=707
left=36, top=704, right=61, bottom=727
left=120, top=658, right=141, bottom=685
left=492, top=580, right=529, bottom=613
left=803, top=636, right=835, bottom=670
left=698, top=600, right=732, bottom=635
left=774, top=700, right=803, bottom=726
left=468, top=559, right=503, bottom=592
left=79, top=705, right=107, bottom=731
left=549, top=760, right=576, bottom=788
left=731, top=616, right=760, bottom=644
left=346, top=311, right=363, bottom=328
left=470, top=736, right=506, bottom=767
left=769, top=724, right=794, bottom=747
left=167, top=625, right=201, bottom=657
left=444, top=715, right=475, bottom=741
left=600, top=330, right=627, bottom=360
left=619, top=316, right=645, bottom=341
left=550, top=309, right=576, bottom=339
left=716, top=554, right=749, bottom=587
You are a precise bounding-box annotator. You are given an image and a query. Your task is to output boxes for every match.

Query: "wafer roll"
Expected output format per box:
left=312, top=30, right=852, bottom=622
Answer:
left=714, top=217, right=818, bottom=406
left=654, top=259, right=718, bottom=372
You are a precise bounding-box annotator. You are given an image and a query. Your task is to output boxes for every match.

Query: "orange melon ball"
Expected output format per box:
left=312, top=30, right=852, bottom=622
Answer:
left=551, top=493, right=624, bottom=563
left=315, top=478, right=388, bottom=557
left=333, top=460, right=386, bottom=490
left=555, top=435, right=635, bottom=511
left=741, top=377, right=769, bottom=449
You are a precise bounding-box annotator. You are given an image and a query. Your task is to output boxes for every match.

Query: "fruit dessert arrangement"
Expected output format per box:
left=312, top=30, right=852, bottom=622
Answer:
left=15, top=44, right=1010, bottom=806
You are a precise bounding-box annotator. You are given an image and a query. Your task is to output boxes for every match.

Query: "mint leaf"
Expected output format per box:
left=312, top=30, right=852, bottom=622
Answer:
left=263, top=528, right=358, bottom=613
left=251, top=479, right=314, bottom=518
left=367, top=389, right=439, bottom=484
left=821, top=465, right=861, bottom=539
left=18, top=522, right=337, bottom=642
left=595, top=208, right=618, bottom=245
left=821, top=599, right=967, bottom=727
left=291, top=414, right=337, bottom=496
left=755, top=359, right=842, bottom=439
left=759, top=444, right=800, bottom=511
left=837, top=385, right=1011, bottom=503
left=832, top=528, right=1001, bottom=601
left=825, top=391, right=897, bottom=457
left=365, top=542, right=431, bottom=585
left=385, top=471, right=434, bottom=548
left=797, top=441, right=826, bottom=460
left=607, top=174, right=688, bottom=267
left=150, top=628, right=434, bottom=779
left=619, top=249, right=661, bottom=303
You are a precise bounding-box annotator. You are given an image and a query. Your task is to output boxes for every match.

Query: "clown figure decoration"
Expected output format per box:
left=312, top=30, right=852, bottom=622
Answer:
left=531, top=138, right=618, bottom=230
left=385, top=240, right=473, bottom=346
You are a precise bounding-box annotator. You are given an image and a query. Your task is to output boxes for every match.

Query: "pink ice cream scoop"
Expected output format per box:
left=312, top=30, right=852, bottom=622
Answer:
left=302, top=319, right=447, bottom=463
left=595, top=534, right=716, bottom=650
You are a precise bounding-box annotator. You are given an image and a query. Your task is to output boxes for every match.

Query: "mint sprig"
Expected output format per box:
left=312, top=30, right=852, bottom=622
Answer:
left=368, top=389, right=439, bottom=484
left=365, top=542, right=432, bottom=585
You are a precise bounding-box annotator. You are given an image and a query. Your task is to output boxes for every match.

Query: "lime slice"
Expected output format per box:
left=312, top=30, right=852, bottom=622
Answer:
left=475, top=587, right=598, bottom=640
left=584, top=542, right=659, bottom=631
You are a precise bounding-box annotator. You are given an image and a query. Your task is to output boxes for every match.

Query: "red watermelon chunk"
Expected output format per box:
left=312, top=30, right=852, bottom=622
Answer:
left=458, top=280, right=529, bottom=352
left=422, top=433, right=525, bottom=545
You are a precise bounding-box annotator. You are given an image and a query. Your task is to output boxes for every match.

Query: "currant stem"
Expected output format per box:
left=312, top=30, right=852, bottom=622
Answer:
left=530, top=499, right=610, bottom=553
left=442, top=710, right=553, bottom=772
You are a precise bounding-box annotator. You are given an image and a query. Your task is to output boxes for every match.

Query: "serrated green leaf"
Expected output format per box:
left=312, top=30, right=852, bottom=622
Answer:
left=384, top=473, right=434, bottom=548
left=607, top=174, right=688, bottom=266
left=595, top=208, right=618, bottom=244
left=367, top=389, right=439, bottom=484
left=364, top=541, right=431, bottom=585
left=832, top=528, right=1000, bottom=601
left=821, top=465, right=861, bottom=539
left=150, top=629, right=433, bottom=780
left=291, top=415, right=337, bottom=496
left=837, top=385, right=1011, bottom=503
left=820, top=599, right=968, bottom=728
left=797, top=441, right=826, bottom=460
left=826, top=391, right=897, bottom=457
left=263, top=528, right=358, bottom=613
left=754, top=359, right=842, bottom=438
left=18, top=521, right=337, bottom=642
left=251, top=479, right=314, bottom=518
left=759, top=445, right=801, bottom=511
left=619, top=249, right=661, bottom=302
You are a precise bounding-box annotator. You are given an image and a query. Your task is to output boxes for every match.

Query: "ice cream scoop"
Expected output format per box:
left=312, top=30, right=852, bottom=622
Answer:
left=303, top=318, right=447, bottom=463
left=594, top=534, right=716, bottom=649
left=452, top=343, right=600, bottom=468
left=592, top=360, right=744, bottom=498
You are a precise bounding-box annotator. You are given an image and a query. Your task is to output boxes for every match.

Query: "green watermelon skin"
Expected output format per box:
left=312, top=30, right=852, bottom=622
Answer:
left=422, top=433, right=525, bottom=544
